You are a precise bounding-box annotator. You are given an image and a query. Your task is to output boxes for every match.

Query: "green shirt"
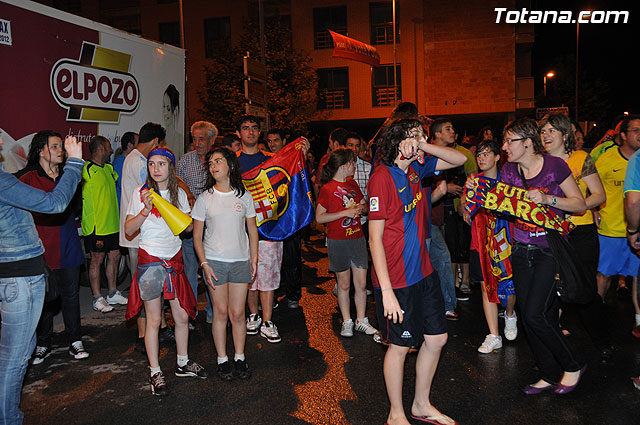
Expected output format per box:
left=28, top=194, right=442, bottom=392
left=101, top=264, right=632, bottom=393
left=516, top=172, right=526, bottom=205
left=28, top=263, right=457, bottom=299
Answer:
left=82, top=161, right=119, bottom=236
left=590, top=139, right=618, bottom=163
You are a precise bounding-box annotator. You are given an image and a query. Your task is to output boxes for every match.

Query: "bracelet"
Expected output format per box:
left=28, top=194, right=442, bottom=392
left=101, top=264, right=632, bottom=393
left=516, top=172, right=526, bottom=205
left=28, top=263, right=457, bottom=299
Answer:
left=200, top=261, right=208, bottom=268
left=381, top=287, right=393, bottom=292
left=550, top=196, right=557, bottom=207
left=140, top=210, right=149, bottom=217
left=627, top=228, right=640, bottom=235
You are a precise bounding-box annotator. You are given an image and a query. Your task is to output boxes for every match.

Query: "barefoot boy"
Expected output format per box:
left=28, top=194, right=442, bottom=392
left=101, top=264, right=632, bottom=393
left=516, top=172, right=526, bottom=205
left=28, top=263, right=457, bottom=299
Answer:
left=368, top=118, right=465, bottom=425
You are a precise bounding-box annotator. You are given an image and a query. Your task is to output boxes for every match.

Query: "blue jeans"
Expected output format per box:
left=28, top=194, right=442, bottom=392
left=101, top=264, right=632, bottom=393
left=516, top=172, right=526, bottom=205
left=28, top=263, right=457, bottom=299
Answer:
left=427, top=224, right=456, bottom=311
left=0, top=274, right=46, bottom=424
left=36, top=267, right=81, bottom=347
left=181, top=238, right=212, bottom=319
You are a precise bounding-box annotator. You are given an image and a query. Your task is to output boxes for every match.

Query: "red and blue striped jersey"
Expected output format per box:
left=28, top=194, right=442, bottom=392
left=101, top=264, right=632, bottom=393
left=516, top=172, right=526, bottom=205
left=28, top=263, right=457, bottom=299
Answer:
left=367, top=157, right=438, bottom=288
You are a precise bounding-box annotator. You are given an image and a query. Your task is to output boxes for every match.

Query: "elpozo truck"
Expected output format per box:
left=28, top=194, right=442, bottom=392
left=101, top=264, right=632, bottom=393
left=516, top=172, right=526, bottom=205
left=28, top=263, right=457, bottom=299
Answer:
left=0, top=0, right=186, bottom=173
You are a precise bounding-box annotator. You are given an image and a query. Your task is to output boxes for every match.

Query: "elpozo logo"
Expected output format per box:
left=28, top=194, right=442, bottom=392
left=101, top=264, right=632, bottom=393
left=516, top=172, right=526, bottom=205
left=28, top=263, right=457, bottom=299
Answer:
left=50, top=41, right=140, bottom=123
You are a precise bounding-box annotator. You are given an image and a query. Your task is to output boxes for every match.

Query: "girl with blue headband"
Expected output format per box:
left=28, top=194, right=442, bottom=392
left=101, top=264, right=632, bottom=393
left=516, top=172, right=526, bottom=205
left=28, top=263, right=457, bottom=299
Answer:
left=124, top=146, right=208, bottom=396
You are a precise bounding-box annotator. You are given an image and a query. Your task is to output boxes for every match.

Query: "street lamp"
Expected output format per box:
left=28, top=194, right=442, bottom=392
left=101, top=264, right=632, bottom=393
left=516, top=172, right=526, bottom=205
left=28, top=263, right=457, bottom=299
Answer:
left=544, top=71, right=555, bottom=97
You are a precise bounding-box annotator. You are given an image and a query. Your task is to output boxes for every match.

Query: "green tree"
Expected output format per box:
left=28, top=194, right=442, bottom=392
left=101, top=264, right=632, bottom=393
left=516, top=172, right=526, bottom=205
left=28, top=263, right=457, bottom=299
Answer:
left=199, top=18, right=319, bottom=137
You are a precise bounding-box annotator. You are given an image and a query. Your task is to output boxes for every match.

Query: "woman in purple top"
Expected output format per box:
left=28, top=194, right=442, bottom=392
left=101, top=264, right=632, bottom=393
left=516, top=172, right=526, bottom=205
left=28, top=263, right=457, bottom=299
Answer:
left=500, top=118, right=587, bottom=395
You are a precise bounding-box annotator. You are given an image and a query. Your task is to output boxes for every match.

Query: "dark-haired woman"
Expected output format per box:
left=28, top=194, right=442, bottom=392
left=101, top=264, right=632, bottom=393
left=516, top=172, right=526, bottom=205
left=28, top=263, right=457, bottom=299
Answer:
left=16, top=131, right=88, bottom=364
left=193, top=147, right=258, bottom=381
left=316, top=147, right=378, bottom=338
left=501, top=118, right=587, bottom=394
left=540, top=113, right=610, bottom=360
left=162, top=84, right=183, bottom=149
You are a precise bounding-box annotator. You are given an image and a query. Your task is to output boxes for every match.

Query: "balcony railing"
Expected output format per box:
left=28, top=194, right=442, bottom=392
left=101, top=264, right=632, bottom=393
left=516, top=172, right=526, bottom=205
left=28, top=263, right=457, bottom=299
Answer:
left=314, top=27, right=346, bottom=50
left=373, top=87, right=400, bottom=107
left=319, top=89, right=349, bottom=109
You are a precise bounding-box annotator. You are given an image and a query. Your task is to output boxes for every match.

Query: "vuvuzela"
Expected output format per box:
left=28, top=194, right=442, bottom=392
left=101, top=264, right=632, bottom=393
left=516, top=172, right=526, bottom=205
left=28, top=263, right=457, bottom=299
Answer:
left=148, top=189, right=192, bottom=235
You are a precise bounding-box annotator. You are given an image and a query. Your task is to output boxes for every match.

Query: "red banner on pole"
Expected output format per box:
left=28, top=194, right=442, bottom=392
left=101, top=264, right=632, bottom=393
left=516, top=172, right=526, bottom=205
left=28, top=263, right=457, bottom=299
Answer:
left=329, top=30, right=380, bottom=67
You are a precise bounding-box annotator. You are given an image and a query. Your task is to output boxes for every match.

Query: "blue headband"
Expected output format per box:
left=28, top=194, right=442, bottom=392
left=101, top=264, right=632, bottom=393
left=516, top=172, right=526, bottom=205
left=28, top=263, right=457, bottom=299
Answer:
left=148, top=147, right=175, bottom=166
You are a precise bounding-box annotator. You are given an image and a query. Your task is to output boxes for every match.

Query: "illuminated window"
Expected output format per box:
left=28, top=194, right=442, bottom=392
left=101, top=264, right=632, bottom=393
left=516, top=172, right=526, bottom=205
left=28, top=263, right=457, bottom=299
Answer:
left=372, top=64, right=401, bottom=107
left=313, top=6, right=347, bottom=50
left=317, top=68, right=350, bottom=109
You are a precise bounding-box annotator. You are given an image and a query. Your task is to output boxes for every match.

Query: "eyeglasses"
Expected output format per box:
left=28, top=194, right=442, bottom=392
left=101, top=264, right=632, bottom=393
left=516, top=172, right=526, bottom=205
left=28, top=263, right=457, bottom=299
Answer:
left=503, top=137, right=526, bottom=144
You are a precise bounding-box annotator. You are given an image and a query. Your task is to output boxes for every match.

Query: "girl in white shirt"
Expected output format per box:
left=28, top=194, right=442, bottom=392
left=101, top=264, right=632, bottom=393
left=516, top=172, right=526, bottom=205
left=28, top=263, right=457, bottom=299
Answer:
left=125, top=147, right=208, bottom=396
left=193, top=147, right=258, bottom=381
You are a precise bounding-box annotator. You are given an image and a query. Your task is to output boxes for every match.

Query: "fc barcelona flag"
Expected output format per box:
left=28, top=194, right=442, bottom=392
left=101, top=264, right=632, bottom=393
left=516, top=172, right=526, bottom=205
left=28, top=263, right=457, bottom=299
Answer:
left=241, top=138, right=314, bottom=240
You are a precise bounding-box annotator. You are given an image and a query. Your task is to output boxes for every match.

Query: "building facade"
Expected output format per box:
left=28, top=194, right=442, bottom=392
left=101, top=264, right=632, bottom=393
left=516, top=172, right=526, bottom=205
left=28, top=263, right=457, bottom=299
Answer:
left=35, top=0, right=534, bottom=138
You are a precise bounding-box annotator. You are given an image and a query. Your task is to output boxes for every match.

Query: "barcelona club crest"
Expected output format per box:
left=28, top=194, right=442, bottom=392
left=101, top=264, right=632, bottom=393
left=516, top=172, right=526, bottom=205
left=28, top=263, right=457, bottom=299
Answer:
left=243, top=166, right=291, bottom=226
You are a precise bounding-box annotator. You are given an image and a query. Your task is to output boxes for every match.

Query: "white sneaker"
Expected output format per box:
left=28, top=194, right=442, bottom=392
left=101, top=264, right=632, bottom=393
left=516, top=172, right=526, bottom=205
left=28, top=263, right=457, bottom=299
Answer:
left=340, top=319, right=354, bottom=337
left=32, top=346, right=51, bottom=365
left=93, top=296, right=114, bottom=313
left=504, top=312, right=518, bottom=341
left=355, top=318, right=378, bottom=335
left=69, top=341, right=89, bottom=359
left=246, top=313, right=262, bottom=335
left=260, top=321, right=281, bottom=343
left=478, top=334, right=502, bottom=353
left=106, top=290, right=128, bottom=305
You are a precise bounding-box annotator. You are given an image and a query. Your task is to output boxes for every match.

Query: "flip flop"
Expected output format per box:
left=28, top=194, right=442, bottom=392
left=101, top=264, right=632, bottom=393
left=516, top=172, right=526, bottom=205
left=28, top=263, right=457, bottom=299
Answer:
left=410, top=414, right=457, bottom=425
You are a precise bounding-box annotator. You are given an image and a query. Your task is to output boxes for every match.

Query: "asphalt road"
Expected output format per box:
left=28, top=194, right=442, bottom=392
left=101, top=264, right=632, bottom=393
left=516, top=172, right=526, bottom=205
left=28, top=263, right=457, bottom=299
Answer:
left=20, top=232, right=640, bottom=425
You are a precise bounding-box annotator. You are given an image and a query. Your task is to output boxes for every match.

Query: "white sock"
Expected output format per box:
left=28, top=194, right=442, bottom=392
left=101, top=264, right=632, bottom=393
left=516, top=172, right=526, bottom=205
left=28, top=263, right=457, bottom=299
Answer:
left=150, top=366, right=161, bottom=376
left=636, top=314, right=640, bottom=326
left=217, top=356, right=228, bottom=365
left=177, top=355, right=188, bottom=367
left=234, top=353, right=245, bottom=362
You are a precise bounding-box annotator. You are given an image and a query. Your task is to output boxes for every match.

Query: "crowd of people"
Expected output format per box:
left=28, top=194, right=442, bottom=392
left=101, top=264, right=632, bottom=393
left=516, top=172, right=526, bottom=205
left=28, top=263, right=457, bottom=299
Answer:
left=1, top=106, right=640, bottom=425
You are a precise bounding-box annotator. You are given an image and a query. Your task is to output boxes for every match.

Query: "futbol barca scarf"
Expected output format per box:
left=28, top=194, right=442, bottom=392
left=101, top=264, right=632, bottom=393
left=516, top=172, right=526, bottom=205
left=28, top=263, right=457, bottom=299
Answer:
left=472, top=174, right=515, bottom=307
left=464, top=176, right=574, bottom=236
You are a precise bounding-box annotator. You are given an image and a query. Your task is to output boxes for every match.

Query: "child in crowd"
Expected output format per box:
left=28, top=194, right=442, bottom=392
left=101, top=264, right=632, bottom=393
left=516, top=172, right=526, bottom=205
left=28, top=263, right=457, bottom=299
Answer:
left=192, top=147, right=258, bottom=381
left=368, top=118, right=465, bottom=425
left=316, top=147, right=378, bottom=337
left=125, top=147, right=208, bottom=396
left=462, top=140, right=517, bottom=354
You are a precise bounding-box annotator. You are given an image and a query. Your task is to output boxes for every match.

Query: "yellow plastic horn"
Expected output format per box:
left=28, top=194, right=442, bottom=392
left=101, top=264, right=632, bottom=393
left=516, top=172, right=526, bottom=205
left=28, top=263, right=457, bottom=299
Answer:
left=148, top=189, right=192, bottom=235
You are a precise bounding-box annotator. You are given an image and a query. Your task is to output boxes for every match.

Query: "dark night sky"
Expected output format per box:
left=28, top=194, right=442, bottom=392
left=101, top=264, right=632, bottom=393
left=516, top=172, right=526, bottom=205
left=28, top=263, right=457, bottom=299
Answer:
left=531, top=0, right=639, bottom=125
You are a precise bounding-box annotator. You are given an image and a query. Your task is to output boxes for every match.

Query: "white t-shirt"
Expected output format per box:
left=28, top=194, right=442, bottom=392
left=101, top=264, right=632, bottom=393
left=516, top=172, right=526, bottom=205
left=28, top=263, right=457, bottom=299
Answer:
left=119, top=149, right=148, bottom=248
left=191, top=188, right=256, bottom=262
left=127, top=185, right=190, bottom=259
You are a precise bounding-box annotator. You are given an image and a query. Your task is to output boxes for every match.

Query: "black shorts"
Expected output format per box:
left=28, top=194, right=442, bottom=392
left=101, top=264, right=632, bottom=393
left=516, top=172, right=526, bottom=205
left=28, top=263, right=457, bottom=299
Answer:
left=469, top=249, right=483, bottom=283
left=374, top=273, right=447, bottom=347
left=84, top=232, right=120, bottom=253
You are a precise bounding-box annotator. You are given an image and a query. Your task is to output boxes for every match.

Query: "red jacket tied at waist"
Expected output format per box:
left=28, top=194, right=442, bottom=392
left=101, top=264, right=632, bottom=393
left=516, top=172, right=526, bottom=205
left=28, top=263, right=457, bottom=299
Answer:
left=125, top=248, right=196, bottom=320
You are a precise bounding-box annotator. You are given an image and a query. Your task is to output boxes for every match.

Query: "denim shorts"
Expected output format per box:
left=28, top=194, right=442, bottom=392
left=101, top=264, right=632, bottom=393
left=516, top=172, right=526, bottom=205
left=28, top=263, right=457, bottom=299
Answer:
left=327, top=237, right=368, bottom=272
left=205, top=259, right=252, bottom=286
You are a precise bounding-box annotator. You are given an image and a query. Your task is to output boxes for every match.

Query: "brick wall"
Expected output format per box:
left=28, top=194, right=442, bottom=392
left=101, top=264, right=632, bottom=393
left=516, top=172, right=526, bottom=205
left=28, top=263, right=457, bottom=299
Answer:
left=423, top=0, right=516, bottom=116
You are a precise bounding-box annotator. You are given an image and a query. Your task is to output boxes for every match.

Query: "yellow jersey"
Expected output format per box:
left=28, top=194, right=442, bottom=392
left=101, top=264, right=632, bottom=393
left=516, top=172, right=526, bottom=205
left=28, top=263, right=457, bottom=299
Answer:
left=566, top=150, right=596, bottom=226
left=595, top=146, right=628, bottom=237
